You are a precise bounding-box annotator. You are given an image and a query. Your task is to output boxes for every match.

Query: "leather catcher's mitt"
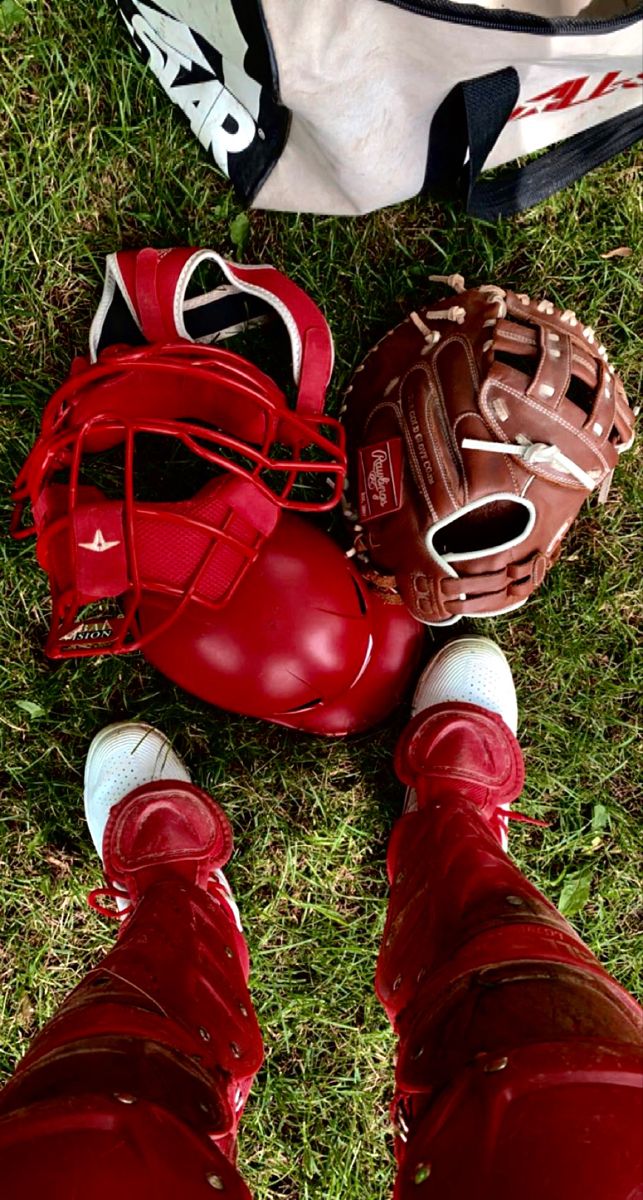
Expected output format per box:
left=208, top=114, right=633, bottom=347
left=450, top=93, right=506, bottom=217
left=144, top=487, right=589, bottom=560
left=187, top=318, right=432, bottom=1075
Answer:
left=343, top=275, right=636, bottom=626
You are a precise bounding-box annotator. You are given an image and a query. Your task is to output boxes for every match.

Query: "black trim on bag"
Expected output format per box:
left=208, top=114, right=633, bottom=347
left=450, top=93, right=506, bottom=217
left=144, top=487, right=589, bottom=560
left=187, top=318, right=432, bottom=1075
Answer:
left=246, top=0, right=293, bottom=202
left=380, top=0, right=642, bottom=36
left=228, top=0, right=290, bottom=202
left=424, top=66, right=643, bottom=218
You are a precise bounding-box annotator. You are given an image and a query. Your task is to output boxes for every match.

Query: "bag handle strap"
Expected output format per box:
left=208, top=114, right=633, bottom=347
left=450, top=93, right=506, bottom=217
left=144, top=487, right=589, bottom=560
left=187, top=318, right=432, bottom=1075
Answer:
left=424, top=67, right=643, bottom=220
left=89, top=247, right=334, bottom=416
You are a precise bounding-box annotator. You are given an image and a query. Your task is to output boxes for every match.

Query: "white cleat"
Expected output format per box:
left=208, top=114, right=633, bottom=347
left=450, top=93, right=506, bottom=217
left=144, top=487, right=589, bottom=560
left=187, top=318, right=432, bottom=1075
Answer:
left=411, top=636, right=517, bottom=732
left=405, top=637, right=518, bottom=826
left=84, top=722, right=191, bottom=867
left=84, top=724, right=243, bottom=930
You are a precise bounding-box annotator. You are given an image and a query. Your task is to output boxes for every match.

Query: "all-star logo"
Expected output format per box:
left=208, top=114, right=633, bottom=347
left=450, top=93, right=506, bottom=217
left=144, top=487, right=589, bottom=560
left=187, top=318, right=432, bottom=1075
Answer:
left=61, top=623, right=113, bottom=642
left=79, top=529, right=121, bottom=553
left=510, top=71, right=643, bottom=121
left=120, top=0, right=260, bottom=173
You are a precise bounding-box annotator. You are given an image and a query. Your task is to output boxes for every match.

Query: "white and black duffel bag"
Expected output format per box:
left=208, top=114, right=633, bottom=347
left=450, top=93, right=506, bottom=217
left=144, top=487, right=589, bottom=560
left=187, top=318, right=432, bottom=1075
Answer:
left=116, top=0, right=643, bottom=218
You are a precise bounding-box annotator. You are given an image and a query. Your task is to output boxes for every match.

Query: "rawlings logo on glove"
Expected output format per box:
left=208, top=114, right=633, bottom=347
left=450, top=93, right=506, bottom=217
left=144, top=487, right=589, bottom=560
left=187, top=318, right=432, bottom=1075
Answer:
left=358, top=439, right=404, bottom=520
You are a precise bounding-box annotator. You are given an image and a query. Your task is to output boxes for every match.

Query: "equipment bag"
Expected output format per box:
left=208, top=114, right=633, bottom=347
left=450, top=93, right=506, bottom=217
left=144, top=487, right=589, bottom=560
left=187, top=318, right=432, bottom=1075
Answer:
left=116, top=0, right=642, bottom=218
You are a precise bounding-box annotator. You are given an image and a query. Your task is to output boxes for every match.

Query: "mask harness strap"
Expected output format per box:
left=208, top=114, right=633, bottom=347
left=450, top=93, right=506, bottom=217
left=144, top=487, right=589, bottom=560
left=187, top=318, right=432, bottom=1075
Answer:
left=89, top=246, right=334, bottom=417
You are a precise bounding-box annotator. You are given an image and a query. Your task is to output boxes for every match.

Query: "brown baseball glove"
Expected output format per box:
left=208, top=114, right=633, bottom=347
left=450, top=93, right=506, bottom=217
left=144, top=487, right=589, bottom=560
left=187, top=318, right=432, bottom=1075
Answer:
left=342, top=275, right=636, bottom=626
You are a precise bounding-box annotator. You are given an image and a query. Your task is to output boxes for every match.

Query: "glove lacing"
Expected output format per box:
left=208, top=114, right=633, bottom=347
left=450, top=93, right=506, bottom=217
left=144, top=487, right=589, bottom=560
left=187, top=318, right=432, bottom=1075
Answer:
left=461, top=433, right=601, bottom=493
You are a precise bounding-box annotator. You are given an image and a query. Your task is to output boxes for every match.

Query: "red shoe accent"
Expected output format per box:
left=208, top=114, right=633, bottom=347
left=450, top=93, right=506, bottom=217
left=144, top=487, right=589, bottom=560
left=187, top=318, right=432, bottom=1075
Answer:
left=103, top=779, right=234, bottom=909
left=395, top=701, right=524, bottom=841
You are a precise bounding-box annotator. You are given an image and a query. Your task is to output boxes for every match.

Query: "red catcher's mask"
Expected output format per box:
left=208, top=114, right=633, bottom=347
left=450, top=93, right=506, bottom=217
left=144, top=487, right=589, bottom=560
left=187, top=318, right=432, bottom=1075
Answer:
left=12, top=248, right=423, bottom=734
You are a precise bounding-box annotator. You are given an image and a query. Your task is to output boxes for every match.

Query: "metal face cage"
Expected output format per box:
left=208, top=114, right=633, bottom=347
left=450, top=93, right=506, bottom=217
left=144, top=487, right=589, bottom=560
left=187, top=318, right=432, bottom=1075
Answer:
left=11, top=343, right=347, bottom=658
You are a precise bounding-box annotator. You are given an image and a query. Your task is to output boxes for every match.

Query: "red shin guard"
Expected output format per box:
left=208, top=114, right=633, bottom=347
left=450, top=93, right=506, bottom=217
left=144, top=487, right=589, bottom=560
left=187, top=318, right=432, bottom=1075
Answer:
left=0, top=782, right=263, bottom=1199
left=378, top=703, right=643, bottom=1200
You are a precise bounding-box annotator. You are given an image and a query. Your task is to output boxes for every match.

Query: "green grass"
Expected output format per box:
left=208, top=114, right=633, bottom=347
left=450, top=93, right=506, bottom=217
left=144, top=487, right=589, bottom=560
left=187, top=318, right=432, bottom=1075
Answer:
left=0, top=4, right=642, bottom=1197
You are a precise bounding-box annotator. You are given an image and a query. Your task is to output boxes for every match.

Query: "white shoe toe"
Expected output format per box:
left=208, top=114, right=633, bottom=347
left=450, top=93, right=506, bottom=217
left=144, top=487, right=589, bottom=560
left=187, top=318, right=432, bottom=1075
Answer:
left=84, top=723, right=191, bottom=864
left=404, top=637, right=518, bottom=816
left=411, top=637, right=518, bottom=733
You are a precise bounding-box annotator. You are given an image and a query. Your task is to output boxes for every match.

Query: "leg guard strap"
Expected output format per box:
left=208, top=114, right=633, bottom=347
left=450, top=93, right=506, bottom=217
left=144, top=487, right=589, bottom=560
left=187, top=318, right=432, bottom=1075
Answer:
left=394, top=1039, right=643, bottom=1200
left=0, top=1096, right=253, bottom=1200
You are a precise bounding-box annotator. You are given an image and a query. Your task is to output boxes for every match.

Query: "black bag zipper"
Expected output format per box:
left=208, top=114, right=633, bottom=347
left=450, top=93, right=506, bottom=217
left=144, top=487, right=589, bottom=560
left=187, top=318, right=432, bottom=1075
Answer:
left=380, top=0, right=643, bottom=37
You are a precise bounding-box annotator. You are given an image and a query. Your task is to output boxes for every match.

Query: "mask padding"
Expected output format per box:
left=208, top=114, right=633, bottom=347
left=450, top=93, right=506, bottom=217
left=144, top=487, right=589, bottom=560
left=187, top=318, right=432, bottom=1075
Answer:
left=433, top=500, right=530, bottom=556
left=183, top=291, right=270, bottom=342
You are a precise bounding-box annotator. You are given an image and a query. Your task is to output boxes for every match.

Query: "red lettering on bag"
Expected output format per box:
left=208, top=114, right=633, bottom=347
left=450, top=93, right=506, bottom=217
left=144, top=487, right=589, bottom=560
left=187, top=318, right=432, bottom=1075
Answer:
left=510, top=71, right=643, bottom=120
left=588, top=70, right=642, bottom=99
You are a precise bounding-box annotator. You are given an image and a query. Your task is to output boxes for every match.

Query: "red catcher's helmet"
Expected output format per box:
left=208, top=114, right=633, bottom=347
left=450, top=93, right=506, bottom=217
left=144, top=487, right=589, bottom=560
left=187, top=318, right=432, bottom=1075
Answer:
left=12, top=248, right=423, bottom=734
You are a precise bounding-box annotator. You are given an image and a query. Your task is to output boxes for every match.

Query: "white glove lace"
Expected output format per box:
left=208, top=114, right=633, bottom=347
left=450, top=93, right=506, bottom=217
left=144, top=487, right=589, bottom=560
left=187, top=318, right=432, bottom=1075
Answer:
left=461, top=434, right=599, bottom=492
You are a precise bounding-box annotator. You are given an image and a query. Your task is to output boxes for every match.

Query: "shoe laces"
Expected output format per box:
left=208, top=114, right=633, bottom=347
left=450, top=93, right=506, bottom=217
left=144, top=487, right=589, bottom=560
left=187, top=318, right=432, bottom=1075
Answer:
left=87, top=884, right=132, bottom=922
left=461, top=434, right=599, bottom=492
left=87, top=871, right=242, bottom=929
left=492, top=805, right=549, bottom=851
